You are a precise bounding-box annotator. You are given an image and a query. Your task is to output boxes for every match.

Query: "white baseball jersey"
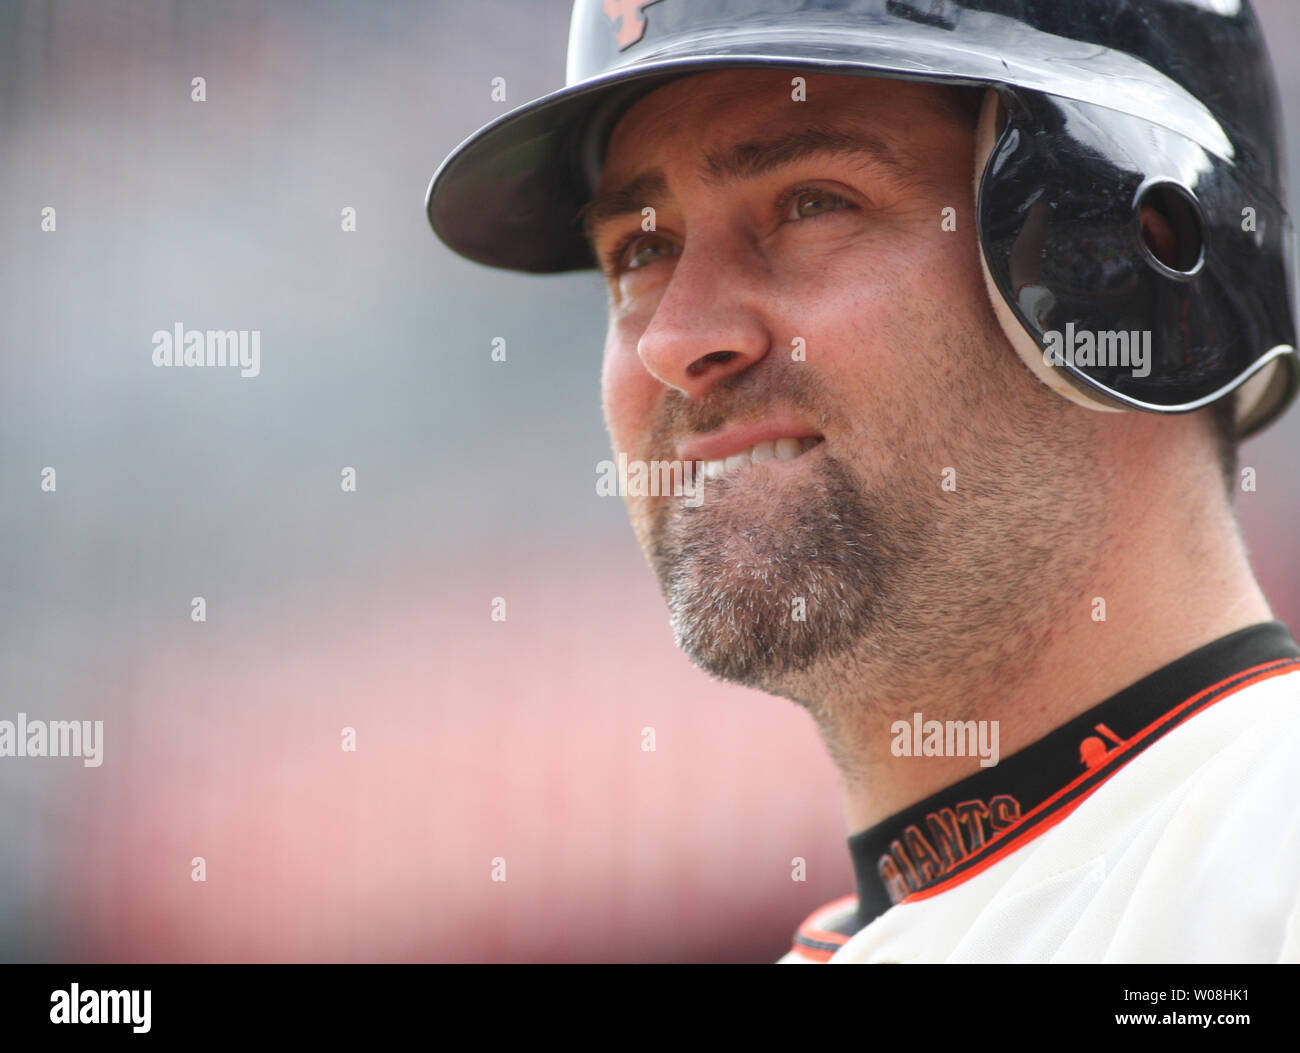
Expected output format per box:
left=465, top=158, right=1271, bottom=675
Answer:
left=780, top=621, right=1300, bottom=963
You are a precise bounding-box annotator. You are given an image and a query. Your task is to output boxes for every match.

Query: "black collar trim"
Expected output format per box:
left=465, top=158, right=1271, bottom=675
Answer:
left=842, top=621, right=1300, bottom=934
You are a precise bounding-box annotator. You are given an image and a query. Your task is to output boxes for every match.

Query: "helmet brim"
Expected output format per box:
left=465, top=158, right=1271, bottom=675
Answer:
left=426, top=19, right=1229, bottom=273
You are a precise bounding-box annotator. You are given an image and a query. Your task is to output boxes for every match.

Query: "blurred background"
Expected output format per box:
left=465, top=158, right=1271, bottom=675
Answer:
left=0, top=0, right=1296, bottom=963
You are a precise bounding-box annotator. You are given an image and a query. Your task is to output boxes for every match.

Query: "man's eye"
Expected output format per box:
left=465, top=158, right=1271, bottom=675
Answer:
left=616, top=233, right=678, bottom=273
left=787, top=188, right=848, bottom=220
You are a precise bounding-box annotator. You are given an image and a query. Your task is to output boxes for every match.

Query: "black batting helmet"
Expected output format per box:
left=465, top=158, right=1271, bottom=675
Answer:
left=427, top=0, right=1298, bottom=437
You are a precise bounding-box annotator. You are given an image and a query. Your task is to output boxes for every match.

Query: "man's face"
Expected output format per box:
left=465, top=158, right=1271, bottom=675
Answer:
left=588, top=70, right=1091, bottom=701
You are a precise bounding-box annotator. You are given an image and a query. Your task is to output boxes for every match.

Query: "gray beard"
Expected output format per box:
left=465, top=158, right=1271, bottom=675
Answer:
left=648, top=453, right=922, bottom=690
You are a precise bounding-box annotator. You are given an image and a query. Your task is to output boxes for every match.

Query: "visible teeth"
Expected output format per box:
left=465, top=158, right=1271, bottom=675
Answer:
left=700, top=436, right=820, bottom=480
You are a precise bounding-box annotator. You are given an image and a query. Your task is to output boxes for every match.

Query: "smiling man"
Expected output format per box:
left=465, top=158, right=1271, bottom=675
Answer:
left=428, top=0, right=1300, bottom=963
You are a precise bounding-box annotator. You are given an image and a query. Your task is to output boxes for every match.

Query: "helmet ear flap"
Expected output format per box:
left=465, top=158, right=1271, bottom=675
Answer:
left=972, top=87, right=1126, bottom=416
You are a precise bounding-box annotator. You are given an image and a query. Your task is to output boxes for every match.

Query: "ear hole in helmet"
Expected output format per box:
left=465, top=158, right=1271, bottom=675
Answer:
left=1136, top=182, right=1205, bottom=276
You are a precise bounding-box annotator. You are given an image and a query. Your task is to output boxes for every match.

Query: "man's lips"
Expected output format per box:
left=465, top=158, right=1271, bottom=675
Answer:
left=675, top=420, right=824, bottom=463
left=673, top=420, right=826, bottom=481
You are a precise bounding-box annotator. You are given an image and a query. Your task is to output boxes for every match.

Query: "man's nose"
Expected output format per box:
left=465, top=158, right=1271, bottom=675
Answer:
left=634, top=242, right=770, bottom=398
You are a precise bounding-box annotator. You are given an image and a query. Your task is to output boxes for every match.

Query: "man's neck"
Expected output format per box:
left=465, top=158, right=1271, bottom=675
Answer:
left=830, top=487, right=1272, bottom=835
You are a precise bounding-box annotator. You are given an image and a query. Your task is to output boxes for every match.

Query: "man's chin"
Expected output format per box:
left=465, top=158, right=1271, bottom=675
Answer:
left=646, top=452, right=899, bottom=689
left=658, top=549, right=862, bottom=689
left=671, top=619, right=817, bottom=691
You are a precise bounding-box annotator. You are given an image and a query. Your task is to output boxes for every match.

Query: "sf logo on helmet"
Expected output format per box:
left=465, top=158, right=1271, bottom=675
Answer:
left=603, top=0, right=665, bottom=50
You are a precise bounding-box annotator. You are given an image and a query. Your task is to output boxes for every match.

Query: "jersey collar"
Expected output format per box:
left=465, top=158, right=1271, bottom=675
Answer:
left=846, top=620, right=1300, bottom=932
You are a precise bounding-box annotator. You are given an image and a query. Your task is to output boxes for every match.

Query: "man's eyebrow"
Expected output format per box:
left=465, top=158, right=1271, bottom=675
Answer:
left=700, top=126, right=907, bottom=185
left=579, top=126, right=908, bottom=250
left=578, top=170, right=669, bottom=248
